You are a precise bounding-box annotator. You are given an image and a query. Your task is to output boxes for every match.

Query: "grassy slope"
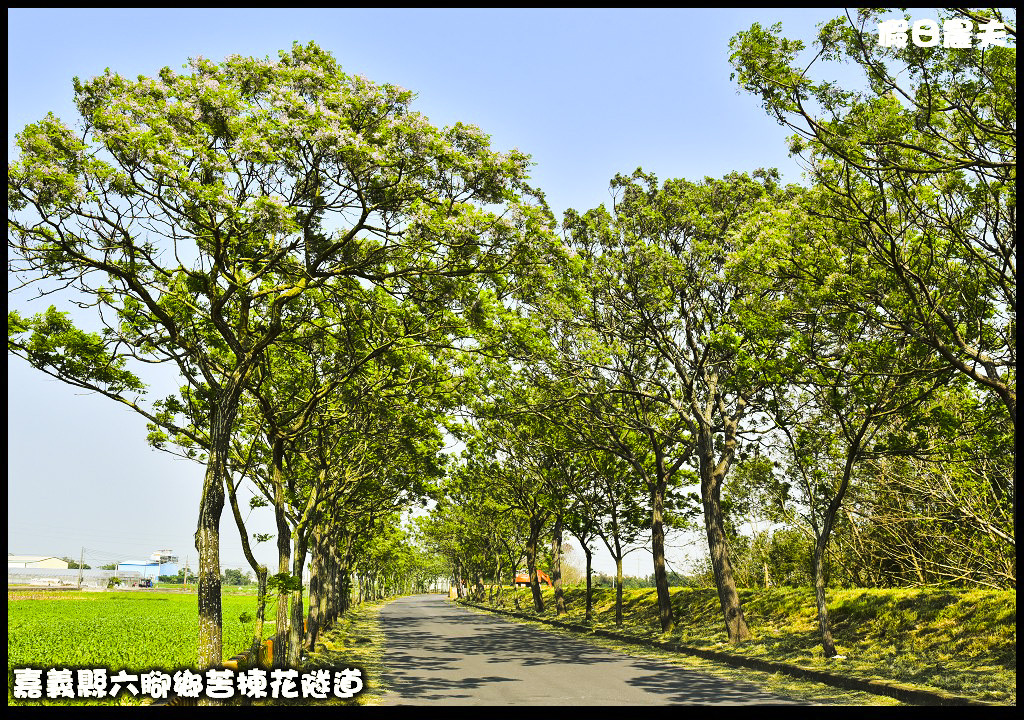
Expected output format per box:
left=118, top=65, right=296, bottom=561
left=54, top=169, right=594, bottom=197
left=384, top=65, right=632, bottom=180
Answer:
left=303, top=597, right=392, bottom=706
left=482, top=585, right=1015, bottom=704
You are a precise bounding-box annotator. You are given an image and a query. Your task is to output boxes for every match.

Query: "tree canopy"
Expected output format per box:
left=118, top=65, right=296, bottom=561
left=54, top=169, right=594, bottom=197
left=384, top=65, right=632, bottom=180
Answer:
left=8, top=19, right=1015, bottom=670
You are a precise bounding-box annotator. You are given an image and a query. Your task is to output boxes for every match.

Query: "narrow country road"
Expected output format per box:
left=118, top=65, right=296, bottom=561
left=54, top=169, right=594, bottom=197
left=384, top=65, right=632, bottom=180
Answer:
left=379, top=594, right=802, bottom=705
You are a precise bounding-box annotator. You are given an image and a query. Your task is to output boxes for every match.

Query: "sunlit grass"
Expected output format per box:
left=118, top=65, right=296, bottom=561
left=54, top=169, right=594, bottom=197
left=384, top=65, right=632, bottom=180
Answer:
left=302, top=597, right=392, bottom=706
left=8, top=588, right=263, bottom=706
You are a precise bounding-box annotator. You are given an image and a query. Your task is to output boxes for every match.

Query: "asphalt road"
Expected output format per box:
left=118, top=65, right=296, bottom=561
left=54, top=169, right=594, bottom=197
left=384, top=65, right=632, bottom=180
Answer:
left=379, top=594, right=802, bottom=705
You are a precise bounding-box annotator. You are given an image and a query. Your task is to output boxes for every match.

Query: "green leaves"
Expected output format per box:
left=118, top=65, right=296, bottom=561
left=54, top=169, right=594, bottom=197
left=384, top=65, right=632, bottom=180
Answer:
left=8, top=307, right=145, bottom=395
left=266, top=572, right=303, bottom=594
left=729, top=10, right=1016, bottom=427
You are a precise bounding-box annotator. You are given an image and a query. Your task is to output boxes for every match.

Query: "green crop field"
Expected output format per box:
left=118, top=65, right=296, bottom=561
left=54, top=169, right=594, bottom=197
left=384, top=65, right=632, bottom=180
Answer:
left=8, top=589, right=269, bottom=706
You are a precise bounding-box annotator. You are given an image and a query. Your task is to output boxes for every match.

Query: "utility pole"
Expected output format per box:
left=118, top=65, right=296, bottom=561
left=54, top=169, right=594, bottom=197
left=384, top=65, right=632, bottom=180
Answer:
left=78, top=547, right=84, bottom=589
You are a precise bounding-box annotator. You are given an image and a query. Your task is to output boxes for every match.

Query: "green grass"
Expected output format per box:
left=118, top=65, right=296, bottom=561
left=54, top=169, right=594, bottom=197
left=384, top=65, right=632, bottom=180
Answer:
left=301, top=597, right=393, bottom=706
left=479, top=585, right=1016, bottom=704
left=230, top=594, right=399, bottom=707
left=8, top=588, right=268, bottom=706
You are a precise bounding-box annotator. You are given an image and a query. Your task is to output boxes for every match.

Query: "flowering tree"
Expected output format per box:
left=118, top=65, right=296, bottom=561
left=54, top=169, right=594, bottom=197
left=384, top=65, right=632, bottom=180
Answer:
left=729, top=8, right=1016, bottom=442
left=8, top=41, right=552, bottom=667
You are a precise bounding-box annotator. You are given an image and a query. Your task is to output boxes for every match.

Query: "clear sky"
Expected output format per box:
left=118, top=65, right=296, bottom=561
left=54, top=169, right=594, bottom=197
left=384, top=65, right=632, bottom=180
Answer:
left=8, top=8, right=852, bottom=577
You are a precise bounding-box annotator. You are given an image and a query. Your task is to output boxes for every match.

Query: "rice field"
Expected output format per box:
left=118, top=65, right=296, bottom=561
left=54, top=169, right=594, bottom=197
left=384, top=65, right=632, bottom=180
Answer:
left=8, top=588, right=269, bottom=705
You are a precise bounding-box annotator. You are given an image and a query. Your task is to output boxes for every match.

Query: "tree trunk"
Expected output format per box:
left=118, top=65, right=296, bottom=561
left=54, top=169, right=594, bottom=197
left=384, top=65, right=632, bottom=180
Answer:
left=253, top=567, right=268, bottom=653
left=813, top=431, right=863, bottom=658
left=320, top=536, right=336, bottom=629
left=338, top=540, right=352, bottom=617
left=813, top=533, right=837, bottom=657
left=305, top=529, right=322, bottom=651
left=475, top=570, right=485, bottom=602
left=195, top=454, right=225, bottom=670
left=552, top=515, right=565, bottom=615
left=493, top=555, right=503, bottom=606
left=525, top=519, right=545, bottom=612
left=195, top=397, right=236, bottom=669
left=583, top=543, right=593, bottom=623
left=651, top=448, right=674, bottom=633
left=339, top=562, right=351, bottom=616
left=454, top=563, right=465, bottom=599
left=615, top=554, right=624, bottom=627
left=287, top=533, right=308, bottom=667
left=698, top=427, right=750, bottom=643
left=272, top=438, right=291, bottom=667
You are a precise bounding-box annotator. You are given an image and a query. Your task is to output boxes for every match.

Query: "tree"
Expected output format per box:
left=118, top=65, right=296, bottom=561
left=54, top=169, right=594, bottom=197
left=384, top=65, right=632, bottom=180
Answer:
left=456, top=417, right=555, bottom=613
left=730, top=8, right=1016, bottom=473
left=536, top=237, right=694, bottom=634
left=61, top=557, right=91, bottom=570
left=732, top=198, right=953, bottom=655
left=560, top=169, right=795, bottom=641
left=222, top=568, right=250, bottom=585
left=578, top=444, right=652, bottom=626
left=8, top=42, right=551, bottom=667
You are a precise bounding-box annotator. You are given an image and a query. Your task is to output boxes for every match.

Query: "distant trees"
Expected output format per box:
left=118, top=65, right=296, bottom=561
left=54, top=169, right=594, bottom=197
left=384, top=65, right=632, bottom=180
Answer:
left=221, top=568, right=252, bottom=586
left=61, top=557, right=91, bottom=570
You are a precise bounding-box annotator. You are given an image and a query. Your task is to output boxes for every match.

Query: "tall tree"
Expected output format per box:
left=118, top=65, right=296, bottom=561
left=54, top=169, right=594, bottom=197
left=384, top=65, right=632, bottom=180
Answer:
left=561, top=169, right=794, bottom=641
left=730, top=192, right=954, bottom=656
left=8, top=42, right=550, bottom=667
left=730, top=8, right=1016, bottom=475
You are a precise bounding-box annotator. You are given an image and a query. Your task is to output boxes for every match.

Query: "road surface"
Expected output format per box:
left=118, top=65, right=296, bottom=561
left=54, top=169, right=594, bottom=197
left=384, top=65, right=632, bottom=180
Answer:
left=379, top=594, right=802, bottom=705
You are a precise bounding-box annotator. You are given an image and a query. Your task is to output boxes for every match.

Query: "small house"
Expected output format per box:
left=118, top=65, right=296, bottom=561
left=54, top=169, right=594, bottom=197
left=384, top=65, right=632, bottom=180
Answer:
left=514, top=569, right=553, bottom=587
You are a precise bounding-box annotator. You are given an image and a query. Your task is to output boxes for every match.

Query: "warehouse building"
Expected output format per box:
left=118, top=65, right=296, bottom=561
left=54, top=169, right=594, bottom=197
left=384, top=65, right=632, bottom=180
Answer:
left=151, top=550, right=179, bottom=576
left=8, top=555, right=70, bottom=569
left=116, top=560, right=160, bottom=579
left=116, top=550, right=178, bottom=580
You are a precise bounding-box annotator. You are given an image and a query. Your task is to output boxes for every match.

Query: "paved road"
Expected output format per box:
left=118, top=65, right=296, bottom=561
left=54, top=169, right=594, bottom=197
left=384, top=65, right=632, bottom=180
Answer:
left=379, top=594, right=802, bottom=705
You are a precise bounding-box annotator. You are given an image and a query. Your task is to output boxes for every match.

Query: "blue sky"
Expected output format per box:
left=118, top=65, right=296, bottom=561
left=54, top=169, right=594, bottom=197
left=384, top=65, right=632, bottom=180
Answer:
left=8, top=8, right=852, bottom=576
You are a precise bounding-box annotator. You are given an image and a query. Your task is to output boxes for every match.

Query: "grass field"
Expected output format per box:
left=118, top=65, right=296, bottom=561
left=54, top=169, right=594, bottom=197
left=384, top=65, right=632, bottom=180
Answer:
left=480, top=585, right=1016, bottom=704
left=8, top=588, right=268, bottom=706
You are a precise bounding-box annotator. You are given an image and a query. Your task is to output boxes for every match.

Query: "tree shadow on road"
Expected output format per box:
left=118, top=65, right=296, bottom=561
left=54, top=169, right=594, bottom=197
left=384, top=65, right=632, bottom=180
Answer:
left=380, top=597, right=802, bottom=704
left=626, top=660, right=804, bottom=705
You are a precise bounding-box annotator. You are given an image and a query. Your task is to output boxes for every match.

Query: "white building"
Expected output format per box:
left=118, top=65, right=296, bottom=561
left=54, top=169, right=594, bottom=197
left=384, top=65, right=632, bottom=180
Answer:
left=8, top=555, right=70, bottom=569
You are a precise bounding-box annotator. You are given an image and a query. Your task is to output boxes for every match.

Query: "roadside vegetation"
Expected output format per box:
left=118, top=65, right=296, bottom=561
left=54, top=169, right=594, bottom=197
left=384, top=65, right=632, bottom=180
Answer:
left=303, top=595, right=393, bottom=706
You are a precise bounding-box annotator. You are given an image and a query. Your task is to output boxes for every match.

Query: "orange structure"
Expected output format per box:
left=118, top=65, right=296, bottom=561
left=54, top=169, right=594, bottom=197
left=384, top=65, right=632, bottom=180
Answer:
left=513, top=569, right=552, bottom=587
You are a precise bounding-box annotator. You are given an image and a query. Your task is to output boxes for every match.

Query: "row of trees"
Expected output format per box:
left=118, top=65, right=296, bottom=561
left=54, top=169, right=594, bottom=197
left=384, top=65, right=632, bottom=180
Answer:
left=8, top=42, right=555, bottom=669
left=421, top=8, right=1014, bottom=658
left=8, top=9, right=1014, bottom=666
